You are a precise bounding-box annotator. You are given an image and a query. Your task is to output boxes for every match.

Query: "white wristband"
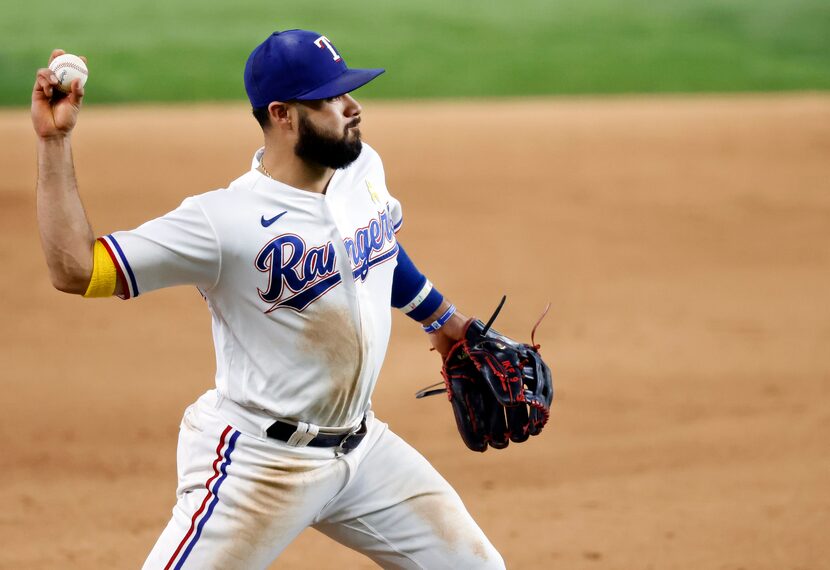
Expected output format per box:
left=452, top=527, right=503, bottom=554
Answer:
left=404, top=280, right=433, bottom=314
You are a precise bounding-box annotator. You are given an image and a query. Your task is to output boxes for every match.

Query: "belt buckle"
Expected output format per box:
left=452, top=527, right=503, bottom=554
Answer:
left=334, top=420, right=364, bottom=457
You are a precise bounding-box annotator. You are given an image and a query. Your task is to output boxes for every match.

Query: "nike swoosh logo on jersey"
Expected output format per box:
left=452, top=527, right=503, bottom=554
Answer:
left=261, top=211, right=288, bottom=228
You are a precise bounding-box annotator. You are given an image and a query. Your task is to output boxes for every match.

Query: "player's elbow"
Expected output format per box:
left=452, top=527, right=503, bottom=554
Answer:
left=47, top=262, right=91, bottom=295
left=49, top=272, right=89, bottom=295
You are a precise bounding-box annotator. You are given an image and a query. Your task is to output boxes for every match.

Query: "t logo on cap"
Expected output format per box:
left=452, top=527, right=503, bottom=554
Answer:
left=314, top=36, right=341, bottom=62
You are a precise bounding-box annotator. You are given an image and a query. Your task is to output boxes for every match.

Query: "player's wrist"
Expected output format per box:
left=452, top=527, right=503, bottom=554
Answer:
left=37, top=132, right=73, bottom=146
left=422, top=304, right=456, bottom=334
left=38, top=130, right=71, bottom=140
left=422, top=301, right=468, bottom=338
left=435, top=311, right=468, bottom=340
left=425, top=308, right=468, bottom=360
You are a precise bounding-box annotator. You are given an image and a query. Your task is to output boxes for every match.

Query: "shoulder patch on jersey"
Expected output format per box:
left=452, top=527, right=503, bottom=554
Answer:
left=365, top=179, right=381, bottom=204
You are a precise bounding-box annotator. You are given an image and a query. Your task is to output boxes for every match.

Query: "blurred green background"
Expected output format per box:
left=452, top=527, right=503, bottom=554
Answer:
left=2, top=0, right=828, bottom=105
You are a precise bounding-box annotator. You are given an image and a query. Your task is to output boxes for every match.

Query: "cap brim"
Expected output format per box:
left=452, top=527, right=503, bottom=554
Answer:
left=295, top=68, right=385, bottom=100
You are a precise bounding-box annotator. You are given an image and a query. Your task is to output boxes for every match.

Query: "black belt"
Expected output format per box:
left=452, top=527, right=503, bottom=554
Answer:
left=266, top=418, right=367, bottom=453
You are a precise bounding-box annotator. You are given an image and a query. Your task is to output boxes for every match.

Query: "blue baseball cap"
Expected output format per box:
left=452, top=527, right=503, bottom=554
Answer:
left=244, top=29, right=385, bottom=107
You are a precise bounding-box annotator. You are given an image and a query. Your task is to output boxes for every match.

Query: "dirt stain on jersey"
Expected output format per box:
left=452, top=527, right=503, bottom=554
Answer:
left=297, top=303, right=361, bottom=424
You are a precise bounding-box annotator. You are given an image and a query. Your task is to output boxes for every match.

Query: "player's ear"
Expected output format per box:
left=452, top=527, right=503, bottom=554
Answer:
left=267, top=101, right=293, bottom=130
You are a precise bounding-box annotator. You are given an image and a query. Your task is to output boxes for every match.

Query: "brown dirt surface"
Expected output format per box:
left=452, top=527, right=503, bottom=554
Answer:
left=2, top=93, right=829, bottom=569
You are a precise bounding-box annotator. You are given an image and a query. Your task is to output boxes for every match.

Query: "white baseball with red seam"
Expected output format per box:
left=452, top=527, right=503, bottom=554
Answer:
left=48, top=54, right=88, bottom=93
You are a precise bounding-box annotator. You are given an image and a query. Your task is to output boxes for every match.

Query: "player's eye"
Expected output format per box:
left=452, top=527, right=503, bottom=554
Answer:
left=326, top=95, right=341, bottom=103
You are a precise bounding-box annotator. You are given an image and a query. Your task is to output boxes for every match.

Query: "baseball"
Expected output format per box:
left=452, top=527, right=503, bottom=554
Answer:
left=48, top=54, right=88, bottom=93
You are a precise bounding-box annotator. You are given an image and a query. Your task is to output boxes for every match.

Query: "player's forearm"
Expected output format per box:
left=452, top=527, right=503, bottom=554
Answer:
left=36, top=136, right=95, bottom=294
left=391, top=244, right=470, bottom=356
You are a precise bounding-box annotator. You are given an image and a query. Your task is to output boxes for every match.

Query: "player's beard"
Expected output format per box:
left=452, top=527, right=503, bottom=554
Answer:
left=294, top=111, right=362, bottom=169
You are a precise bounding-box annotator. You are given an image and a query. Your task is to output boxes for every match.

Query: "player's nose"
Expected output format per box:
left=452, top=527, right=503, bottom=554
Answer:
left=343, top=93, right=362, bottom=117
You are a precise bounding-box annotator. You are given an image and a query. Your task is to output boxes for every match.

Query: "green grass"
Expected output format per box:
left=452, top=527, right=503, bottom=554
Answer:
left=2, top=0, right=828, bottom=105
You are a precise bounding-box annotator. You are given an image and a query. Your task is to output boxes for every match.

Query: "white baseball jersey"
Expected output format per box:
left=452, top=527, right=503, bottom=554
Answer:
left=102, top=143, right=403, bottom=428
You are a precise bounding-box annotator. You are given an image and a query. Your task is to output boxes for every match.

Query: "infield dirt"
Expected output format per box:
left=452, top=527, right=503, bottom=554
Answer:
left=1, top=94, right=828, bottom=569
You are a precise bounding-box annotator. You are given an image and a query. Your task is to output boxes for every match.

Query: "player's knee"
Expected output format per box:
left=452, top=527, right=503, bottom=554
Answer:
left=480, top=545, right=507, bottom=569
left=455, top=538, right=505, bottom=570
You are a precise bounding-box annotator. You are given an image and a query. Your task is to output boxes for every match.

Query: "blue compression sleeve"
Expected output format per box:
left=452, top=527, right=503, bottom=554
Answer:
left=392, top=244, right=444, bottom=321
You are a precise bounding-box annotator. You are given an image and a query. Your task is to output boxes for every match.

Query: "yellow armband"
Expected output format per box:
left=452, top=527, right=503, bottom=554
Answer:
left=84, top=239, right=117, bottom=298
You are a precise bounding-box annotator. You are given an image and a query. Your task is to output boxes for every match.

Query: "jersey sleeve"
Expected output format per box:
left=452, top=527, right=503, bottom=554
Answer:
left=366, top=145, right=403, bottom=233
left=388, top=195, right=403, bottom=234
left=101, top=196, right=220, bottom=299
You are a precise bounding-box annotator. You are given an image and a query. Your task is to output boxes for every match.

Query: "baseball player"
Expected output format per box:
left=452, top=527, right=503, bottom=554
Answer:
left=32, top=30, right=505, bottom=569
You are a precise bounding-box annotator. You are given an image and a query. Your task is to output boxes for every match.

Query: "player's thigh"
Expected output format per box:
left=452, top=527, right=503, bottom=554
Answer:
left=143, top=400, right=345, bottom=569
left=143, top=481, right=307, bottom=570
left=315, top=427, right=505, bottom=569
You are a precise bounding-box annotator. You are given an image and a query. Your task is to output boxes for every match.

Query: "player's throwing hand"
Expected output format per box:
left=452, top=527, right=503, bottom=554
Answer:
left=31, top=49, right=86, bottom=139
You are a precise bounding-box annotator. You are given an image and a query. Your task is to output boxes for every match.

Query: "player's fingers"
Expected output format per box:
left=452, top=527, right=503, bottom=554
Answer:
left=79, top=55, right=88, bottom=65
left=48, top=49, right=65, bottom=64
left=67, top=79, right=85, bottom=106
left=36, top=68, right=59, bottom=85
left=32, top=79, right=49, bottom=101
left=33, top=69, right=57, bottom=98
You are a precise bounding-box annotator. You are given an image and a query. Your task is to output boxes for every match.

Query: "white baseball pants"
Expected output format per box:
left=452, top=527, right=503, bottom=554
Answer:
left=142, top=391, right=505, bottom=569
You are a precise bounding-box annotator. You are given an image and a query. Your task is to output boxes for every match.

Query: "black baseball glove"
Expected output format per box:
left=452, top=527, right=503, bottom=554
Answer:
left=417, top=297, right=554, bottom=452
